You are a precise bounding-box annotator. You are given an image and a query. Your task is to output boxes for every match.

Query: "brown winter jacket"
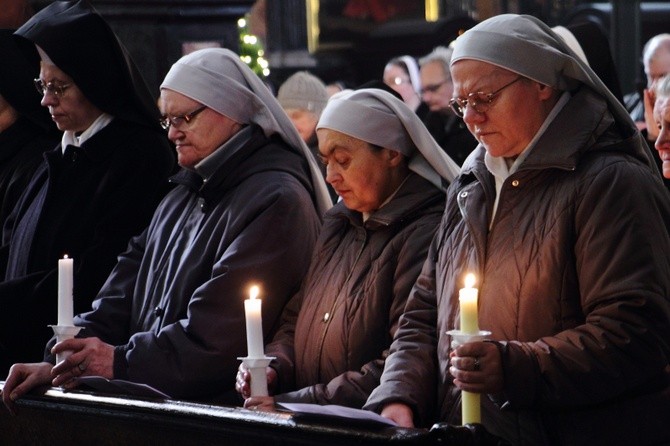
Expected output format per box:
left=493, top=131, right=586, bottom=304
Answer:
left=267, top=173, right=445, bottom=408
left=366, top=86, right=670, bottom=445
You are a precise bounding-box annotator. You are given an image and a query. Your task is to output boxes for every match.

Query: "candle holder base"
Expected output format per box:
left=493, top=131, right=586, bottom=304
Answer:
left=446, top=329, right=491, bottom=348
left=238, top=356, right=275, bottom=398
left=49, top=325, right=83, bottom=365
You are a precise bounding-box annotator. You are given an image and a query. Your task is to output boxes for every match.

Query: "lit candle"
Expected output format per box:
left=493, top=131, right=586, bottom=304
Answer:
left=459, top=273, right=479, bottom=334
left=57, top=255, right=74, bottom=326
left=459, top=273, right=481, bottom=424
left=244, top=285, right=265, bottom=358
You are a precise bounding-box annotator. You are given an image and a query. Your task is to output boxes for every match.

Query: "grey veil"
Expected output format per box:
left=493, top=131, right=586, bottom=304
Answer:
left=161, top=48, right=332, bottom=215
left=450, top=14, right=656, bottom=171
left=317, top=88, right=460, bottom=190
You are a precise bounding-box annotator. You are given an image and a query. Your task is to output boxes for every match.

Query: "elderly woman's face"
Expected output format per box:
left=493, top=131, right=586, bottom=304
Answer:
left=654, top=95, right=670, bottom=178
left=317, top=128, right=405, bottom=213
left=450, top=60, right=555, bottom=158
left=160, top=89, right=242, bottom=169
left=38, top=62, right=102, bottom=133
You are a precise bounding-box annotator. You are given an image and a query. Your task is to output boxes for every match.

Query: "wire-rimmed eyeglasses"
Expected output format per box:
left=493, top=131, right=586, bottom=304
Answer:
left=34, top=78, right=72, bottom=98
left=160, top=105, right=207, bottom=130
left=449, top=76, right=523, bottom=118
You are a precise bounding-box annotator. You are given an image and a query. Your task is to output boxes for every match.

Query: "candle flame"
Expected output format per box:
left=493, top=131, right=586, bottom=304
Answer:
left=63, top=254, right=69, bottom=259
left=464, top=273, right=476, bottom=288
left=249, top=285, right=259, bottom=300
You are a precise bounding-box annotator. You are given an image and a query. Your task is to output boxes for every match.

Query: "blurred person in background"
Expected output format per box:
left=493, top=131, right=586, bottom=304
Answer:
left=277, top=71, right=336, bottom=203
left=383, top=55, right=424, bottom=115
left=419, top=46, right=477, bottom=166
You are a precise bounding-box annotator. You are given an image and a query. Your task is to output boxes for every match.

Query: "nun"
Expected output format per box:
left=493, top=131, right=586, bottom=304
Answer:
left=0, top=0, right=174, bottom=377
left=383, top=55, right=423, bottom=113
left=366, top=14, right=670, bottom=446
left=2, top=46, right=327, bottom=409
left=238, top=88, right=459, bottom=411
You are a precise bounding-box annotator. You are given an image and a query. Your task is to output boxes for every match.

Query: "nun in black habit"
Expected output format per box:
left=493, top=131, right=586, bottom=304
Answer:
left=0, top=29, right=59, bottom=230
left=0, top=0, right=175, bottom=376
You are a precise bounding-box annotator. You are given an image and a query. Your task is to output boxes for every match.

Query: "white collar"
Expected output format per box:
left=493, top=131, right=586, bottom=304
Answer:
left=61, top=113, right=114, bottom=151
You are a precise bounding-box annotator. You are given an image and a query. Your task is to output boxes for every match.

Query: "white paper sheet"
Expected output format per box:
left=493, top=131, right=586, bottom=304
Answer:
left=278, top=402, right=397, bottom=426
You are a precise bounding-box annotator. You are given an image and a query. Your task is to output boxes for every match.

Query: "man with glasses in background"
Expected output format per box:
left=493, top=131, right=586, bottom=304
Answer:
left=418, top=45, right=477, bottom=166
left=2, top=46, right=329, bottom=410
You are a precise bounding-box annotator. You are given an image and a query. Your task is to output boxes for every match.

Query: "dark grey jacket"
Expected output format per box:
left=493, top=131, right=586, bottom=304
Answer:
left=367, top=87, right=670, bottom=445
left=68, top=127, right=322, bottom=401
left=267, top=173, right=445, bottom=408
left=1, top=119, right=173, bottom=376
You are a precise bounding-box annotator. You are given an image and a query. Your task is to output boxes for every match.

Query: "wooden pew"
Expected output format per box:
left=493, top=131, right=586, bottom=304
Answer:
left=1, top=381, right=469, bottom=445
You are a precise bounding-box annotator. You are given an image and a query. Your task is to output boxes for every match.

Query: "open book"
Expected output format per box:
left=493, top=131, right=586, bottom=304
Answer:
left=278, top=402, right=397, bottom=427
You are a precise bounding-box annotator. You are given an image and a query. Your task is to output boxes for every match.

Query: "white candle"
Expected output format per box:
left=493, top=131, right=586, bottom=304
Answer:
left=459, top=273, right=479, bottom=334
left=57, top=255, right=74, bottom=326
left=244, top=285, right=265, bottom=358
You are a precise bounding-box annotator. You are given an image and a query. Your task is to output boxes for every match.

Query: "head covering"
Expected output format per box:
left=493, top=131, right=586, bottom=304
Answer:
left=317, top=88, right=460, bottom=190
left=14, top=0, right=161, bottom=129
left=356, top=79, right=403, bottom=101
left=161, top=47, right=332, bottom=215
left=388, top=55, right=422, bottom=95
left=451, top=14, right=653, bottom=169
left=0, top=29, right=53, bottom=131
left=550, top=26, right=589, bottom=66
left=277, top=71, right=329, bottom=117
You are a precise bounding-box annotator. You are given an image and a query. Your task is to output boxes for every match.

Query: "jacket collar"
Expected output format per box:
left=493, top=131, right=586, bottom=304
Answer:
left=328, top=172, right=444, bottom=229
left=169, top=125, right=314, bottom=209
left=46, top=120, right=119, bottom=166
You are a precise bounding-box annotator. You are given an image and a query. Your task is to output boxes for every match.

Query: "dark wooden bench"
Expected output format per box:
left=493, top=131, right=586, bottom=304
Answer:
left=0, top=382, right=506, bottom=445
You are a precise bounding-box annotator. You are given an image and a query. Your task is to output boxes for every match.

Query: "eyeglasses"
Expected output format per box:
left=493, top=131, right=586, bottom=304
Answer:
left=34, top=78, right=72, bottom=98
left=420, top=79, right=448, bottom=96
left=160, top=105, right=207, bottom=130
left=449, top=76, right=522, bottom=118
